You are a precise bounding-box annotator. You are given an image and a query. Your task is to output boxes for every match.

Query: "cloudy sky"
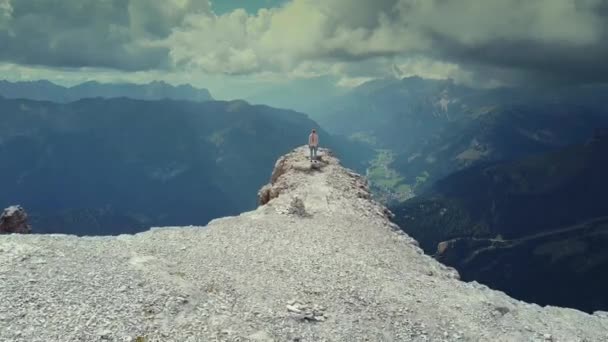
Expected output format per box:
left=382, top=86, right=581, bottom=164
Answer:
left=0, top=0, right=607, bottom=100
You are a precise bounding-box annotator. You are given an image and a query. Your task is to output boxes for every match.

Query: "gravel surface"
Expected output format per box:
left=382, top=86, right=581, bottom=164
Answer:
left=1, top=146, right=608, bottom=342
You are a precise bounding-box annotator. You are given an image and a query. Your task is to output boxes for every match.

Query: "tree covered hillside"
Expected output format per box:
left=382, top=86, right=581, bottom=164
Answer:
left=0, top=97, right=367, bottom=234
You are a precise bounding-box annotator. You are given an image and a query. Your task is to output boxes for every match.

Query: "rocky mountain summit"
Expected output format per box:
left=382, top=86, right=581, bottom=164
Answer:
left=1, top=147, right=607, bottom=341
left=0, top=205, right=31, bottom=234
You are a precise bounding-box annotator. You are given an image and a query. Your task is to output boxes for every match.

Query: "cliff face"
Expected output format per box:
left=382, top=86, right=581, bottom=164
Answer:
left=1, top=147, right=607, bottom=341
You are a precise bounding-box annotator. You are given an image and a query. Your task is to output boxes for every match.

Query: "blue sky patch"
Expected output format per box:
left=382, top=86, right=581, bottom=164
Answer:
left=211, top=0, right=287, bottom=14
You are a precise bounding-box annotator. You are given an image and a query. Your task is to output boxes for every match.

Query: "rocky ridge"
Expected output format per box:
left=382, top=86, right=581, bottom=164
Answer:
left=1, top=146, right=607, bottom=341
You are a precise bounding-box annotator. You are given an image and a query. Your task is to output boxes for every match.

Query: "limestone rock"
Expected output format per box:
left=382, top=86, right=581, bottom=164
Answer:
left=248, top=330, right=275, bottom=342
left=286, top=197, right=308, bottom=217
left=0, top=205, right=31, bottom=234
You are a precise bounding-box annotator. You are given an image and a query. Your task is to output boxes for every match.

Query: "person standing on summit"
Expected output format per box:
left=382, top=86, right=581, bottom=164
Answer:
left=308, top=129, right=319, bottom=161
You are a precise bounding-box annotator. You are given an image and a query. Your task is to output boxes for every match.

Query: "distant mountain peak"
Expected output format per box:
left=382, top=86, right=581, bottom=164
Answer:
left=0, top=79, right=213, bottom=102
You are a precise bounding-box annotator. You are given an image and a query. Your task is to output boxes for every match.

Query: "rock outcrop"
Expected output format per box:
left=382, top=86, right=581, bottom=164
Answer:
left=0, top=205, right=31, bottom=234
left=1, top=146, right=608, bottom=341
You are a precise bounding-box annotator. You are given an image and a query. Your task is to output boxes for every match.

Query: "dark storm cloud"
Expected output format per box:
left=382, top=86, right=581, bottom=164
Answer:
left=0, top=0, right=210, bottom=71
left=391, top=0, right=608, bottom=84
left=427, top=33, right=608, bottom=84
left=428, top=11, right=607, bottom=83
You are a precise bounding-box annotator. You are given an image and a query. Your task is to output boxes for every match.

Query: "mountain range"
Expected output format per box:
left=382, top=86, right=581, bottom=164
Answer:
left=311, top=77, right=608, bottom=201
left=0, top=80, right=213, bottom=103
left=391, top=130, right=608, bottom=312
left=3, top=76, right=608, bottom=314
left=0, top=95, right=368, bottom=235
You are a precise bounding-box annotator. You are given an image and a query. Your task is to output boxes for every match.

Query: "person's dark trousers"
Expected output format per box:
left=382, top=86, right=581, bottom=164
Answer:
left=309, top=146, right=318, bottom=160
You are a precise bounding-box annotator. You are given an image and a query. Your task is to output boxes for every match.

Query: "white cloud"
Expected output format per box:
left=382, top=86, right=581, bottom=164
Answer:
left=336, top=76, right=376, bottom=88
left=0, top=0, right=11, bottom=30
left=392, top=58, right=472, bottom=83
left=0, top=0, right=10, bottom=15
left=158, top=0, right=607, bottom=85
left=163, top=0, right=429, bottom=76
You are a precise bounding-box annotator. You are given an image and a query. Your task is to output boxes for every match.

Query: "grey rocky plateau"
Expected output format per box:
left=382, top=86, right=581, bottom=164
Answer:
left=1, top=146, right=607, bottom=342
